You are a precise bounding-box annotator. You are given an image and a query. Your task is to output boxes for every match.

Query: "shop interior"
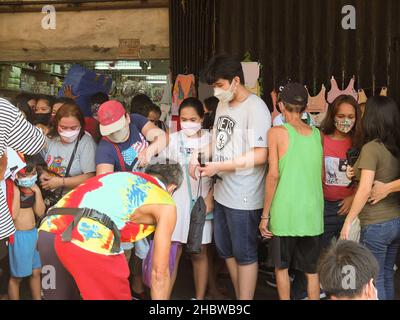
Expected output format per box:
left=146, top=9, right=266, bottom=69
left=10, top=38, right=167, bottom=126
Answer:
left=0, top=59, right=170, bottom=108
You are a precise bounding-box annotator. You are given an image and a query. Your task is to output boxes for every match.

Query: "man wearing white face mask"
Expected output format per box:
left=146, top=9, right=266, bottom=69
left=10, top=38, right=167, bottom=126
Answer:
left=95, top=100, right=169, bottom=175
left=190, top=54, right=271, bottom=300
left=95, top=100, right=169, bottom=299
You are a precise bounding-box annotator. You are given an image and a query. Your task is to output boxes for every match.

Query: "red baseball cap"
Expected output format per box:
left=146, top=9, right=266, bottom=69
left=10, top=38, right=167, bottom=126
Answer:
left=98, top=100, right=127, bottom=136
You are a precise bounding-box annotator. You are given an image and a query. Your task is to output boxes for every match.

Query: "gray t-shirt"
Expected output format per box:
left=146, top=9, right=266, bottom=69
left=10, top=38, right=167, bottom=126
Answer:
left=41, top=133, right=97, bottom=178
left=213, top=94, right=271, bottom=210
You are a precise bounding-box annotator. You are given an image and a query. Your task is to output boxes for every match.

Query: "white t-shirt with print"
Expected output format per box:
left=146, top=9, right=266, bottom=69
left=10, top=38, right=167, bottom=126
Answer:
left=160, top=130, right=213, bottom=244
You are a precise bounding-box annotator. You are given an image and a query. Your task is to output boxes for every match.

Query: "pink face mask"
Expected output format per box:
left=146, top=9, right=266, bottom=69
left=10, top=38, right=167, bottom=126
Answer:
left=181, top=121, right=202, bottom=137
left=59, top=128, right=81, bottom=143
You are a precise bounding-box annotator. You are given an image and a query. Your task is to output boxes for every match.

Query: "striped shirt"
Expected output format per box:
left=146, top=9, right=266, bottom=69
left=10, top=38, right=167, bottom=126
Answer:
left=0, top=98, right=45, bottom=240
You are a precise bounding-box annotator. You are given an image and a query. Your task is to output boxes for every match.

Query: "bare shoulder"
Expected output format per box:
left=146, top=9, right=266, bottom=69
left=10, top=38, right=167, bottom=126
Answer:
left=269, top=126, right=288, bottom=141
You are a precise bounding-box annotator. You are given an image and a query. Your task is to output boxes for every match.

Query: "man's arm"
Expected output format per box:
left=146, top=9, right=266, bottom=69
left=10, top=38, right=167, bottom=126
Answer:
left=6, top=109, right=45, bottom=156
left=259, top=129, right=279, bottom=238
left=96, top=164, right=114, bottom=175
left=150, top=204, right=176, bottom=300
left=141, top=122, right=169, bottom=157
left=198, top=147, right=268, bottom=178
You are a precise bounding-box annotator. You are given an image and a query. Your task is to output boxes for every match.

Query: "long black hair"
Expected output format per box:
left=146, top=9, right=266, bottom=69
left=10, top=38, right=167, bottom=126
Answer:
left=362, top=96, right=400, bottom=158
left=320, top=95, right=363, bottom=148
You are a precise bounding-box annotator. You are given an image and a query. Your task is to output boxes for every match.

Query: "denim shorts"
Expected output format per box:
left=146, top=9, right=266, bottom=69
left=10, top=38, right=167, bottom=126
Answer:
left=213, top=201, right=262, bottom=265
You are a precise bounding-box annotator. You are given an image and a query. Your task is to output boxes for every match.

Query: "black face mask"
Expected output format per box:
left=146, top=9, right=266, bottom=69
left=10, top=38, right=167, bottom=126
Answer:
left=34, top=113, right=52, bottom=126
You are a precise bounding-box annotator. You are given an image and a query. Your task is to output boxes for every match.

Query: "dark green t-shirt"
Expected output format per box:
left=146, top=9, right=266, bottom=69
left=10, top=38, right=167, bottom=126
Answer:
left=355, top=140, right=400, bottom=226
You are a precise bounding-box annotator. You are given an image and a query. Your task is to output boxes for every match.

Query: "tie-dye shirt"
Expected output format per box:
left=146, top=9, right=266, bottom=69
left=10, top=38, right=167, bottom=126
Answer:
left=39, top=172, right=175, bottom=255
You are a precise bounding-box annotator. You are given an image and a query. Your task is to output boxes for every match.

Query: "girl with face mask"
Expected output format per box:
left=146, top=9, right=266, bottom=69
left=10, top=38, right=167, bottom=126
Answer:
left=39, top=103, right=96, bottom=204
left=8, top=156, right=45, bottom=300
left=319, top=95, right=363, bottom=247
left=160, top=97, right=224, bottom=300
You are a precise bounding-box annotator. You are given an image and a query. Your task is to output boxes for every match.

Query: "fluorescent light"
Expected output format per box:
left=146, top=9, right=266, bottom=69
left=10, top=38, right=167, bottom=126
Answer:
left=147, top=81, right=167, bottom=84
left=95, top=61, right=143, bottom=70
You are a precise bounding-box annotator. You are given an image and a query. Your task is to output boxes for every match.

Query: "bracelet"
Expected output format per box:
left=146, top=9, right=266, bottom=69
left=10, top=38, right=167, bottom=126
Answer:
left=261, top=216, right=269, bottom=220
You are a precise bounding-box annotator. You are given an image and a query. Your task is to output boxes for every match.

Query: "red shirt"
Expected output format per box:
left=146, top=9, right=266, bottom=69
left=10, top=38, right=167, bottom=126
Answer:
left=84, top=117, right=100, bottom=142
left=323, top=135, right=354, bottom=201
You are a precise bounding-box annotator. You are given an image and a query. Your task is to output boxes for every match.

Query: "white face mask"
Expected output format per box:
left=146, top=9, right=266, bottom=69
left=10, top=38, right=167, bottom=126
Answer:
left=59, top=128, right=80, bottom=143
left=181, top=121, right=202, bottom=137
left=108, top=125, right=130, bottom=144
left=214, top=81, right=236, bottom=103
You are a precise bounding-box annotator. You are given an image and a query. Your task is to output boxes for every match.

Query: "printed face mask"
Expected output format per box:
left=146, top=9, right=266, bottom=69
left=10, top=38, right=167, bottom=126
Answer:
left=17, top=174, right=38, bottom=188
left=181, top=121, right=202, bottom=137
left=335, top=118, right=355, bottom=134
left=59, top=128, right=81, bottom=143
left=108, top=125, right=130, bottom=144
left=214, top=81, right=236, bottom=103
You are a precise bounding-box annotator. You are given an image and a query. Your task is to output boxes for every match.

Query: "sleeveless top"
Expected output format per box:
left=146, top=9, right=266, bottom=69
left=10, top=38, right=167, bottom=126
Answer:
left=306, top=85, right=328, bottom=113
left=20, top=189, right=35, bottom=209
left=39, top=172, right=175, bottom=255
left=270, top=123, right=324, bottom=236
left=327, top=76, right=358, bottom=103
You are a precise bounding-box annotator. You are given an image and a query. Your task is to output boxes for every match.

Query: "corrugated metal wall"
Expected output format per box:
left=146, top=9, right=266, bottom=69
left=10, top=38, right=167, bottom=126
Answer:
left=170, top=0, right=400, bottom=104
left=169, top=0, right=216, bottom=79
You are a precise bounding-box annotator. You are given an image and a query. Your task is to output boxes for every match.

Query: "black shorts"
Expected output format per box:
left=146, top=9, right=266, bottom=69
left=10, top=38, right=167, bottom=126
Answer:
left=269, top=235, right=322, bottom=274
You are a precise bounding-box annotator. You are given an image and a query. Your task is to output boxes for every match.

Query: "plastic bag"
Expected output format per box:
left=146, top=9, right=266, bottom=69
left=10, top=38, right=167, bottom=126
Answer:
left=142, top=240, right=179, bottom=288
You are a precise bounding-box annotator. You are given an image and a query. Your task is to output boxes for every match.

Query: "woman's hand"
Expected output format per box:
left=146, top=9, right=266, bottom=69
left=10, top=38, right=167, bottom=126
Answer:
left=189, top=152, right=200, bottom=180
left=338, top=195, right=354, bottom=215
left=370, top=181, right=390, bottom=205
left=137, top=148, right=152, bottom=168
left=63, top=85, right=80, bottom=100
left=340, top=220, right=352, bottom=240
left=259, top=217, right=273, bottom=239
left=41, top=176, right=63, bottom=191
left=346, top=165, right=355, bottom=180
left=198, top=162, right=221, bottom=178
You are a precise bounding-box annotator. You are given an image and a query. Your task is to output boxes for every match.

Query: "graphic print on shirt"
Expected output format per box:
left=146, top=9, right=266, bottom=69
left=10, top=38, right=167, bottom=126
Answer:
left=121, top=133, right=149, bottom=169
left=325, top=156, right=350, bottom=186
left=47, top=156, right=66, bottom=176
left=216, top=116, right=236, bottom=151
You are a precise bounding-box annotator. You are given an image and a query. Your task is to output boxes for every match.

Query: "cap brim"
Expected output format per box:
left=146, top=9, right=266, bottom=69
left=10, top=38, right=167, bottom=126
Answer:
left=100, top=116, right=126, bottom=136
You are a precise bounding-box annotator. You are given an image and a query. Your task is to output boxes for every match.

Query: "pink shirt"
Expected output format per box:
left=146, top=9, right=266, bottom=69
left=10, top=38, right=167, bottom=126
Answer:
left=323, top=135, right=355, bottom=201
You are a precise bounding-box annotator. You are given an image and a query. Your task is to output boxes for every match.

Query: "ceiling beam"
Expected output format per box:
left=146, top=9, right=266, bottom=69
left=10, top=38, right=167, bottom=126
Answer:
left=0, top=0, right=169, bottom=12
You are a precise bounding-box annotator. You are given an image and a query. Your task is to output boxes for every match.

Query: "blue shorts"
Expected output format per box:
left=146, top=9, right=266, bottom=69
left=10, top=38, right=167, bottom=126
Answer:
left=9, top=229, right=42, bottom=278
left=214, top=202, right=262, bottom=265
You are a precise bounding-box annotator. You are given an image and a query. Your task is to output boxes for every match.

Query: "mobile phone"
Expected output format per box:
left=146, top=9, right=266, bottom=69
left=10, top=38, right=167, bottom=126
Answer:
left=198, top=153, right=206, bottom=168
left=346, top=148, right=360, bottom=167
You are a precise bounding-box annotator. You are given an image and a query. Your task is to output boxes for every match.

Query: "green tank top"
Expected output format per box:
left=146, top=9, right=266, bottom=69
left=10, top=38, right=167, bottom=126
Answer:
left=270, top=123, right=324, bottom=236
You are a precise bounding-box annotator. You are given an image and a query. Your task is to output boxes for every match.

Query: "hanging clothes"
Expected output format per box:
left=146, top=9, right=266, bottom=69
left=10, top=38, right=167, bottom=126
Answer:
left=358, top=87, right=388, bottom=104
left=271, top=90, right=281, bottom=124
left=306, top=85, right=328, bottom=113
left=358, top=89, right=368, bottom=104
left=241, top=62, right=261, bottom=96
left=327, top=76, right=358, bottom=104
left=171, top=74, right=197, bottom=133
left=171, top=74, right=197, bottom=115
left=305, top=85, right=328, bottom=127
